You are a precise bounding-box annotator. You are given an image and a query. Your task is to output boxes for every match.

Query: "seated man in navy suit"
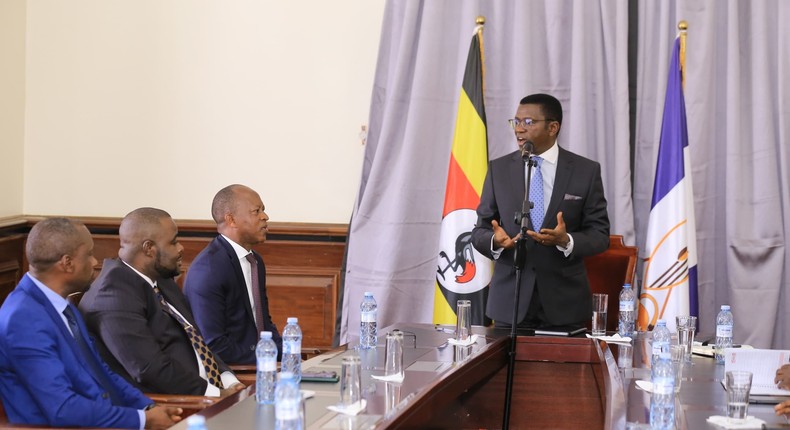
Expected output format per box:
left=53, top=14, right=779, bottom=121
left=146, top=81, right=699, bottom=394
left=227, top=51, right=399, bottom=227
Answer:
left=0, top=218, right=181, bottom=429
left=184, top=184, right=282, bottom=364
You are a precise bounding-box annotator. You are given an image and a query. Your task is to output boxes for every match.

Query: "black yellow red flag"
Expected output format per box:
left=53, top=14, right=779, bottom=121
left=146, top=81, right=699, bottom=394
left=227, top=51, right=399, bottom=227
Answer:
left=434, top=21, right=492, bottom=326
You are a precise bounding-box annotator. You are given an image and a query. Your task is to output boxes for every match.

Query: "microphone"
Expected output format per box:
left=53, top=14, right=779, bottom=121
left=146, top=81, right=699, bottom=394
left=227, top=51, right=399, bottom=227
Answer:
left=520, top=140, right=534, bottom=161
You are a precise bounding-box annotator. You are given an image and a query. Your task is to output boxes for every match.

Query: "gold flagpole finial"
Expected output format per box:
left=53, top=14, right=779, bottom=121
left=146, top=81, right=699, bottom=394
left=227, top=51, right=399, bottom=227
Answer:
left=475, top=16, right=486, bottom=95
left=678, top=21, right=687, bottom=89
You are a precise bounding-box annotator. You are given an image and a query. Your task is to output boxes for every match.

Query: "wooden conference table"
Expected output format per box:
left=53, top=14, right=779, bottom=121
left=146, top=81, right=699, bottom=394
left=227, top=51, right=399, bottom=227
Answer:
left=168, top=324, right=789, bottom=429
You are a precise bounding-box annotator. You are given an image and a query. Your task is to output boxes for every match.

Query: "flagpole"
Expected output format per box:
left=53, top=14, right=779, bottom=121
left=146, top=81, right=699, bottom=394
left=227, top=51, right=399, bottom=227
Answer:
left=476, top=16, right=486, bottom=95
left=678, top=20, right=687, bottom=89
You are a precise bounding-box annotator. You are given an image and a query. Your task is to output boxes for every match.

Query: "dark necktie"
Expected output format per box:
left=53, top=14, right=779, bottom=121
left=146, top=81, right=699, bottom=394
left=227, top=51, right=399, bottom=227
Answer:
left=151, top=284, right=222, bottom=388
left=530, top=156, right=545, bottom=231
left=62, top=305, right=124, bottom=405
left=245, top=253, right=265, bottom=334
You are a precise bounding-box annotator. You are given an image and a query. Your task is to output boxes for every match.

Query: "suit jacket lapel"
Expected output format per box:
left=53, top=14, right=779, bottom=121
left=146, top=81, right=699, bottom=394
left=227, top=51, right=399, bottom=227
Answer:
left=21, top=278, right=98, bottom=377
left=157, top=280, right=198, bottom=325
left=544, top=147, right=573, bottom=229
left=216, top=236, right=256, bottom=323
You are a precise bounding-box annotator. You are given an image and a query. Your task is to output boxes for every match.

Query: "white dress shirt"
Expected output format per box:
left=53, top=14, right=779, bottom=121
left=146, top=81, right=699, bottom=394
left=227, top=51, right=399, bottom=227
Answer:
left=491, top=141, right=575, bottom=258
left=220, top=234, right=261, bottom=327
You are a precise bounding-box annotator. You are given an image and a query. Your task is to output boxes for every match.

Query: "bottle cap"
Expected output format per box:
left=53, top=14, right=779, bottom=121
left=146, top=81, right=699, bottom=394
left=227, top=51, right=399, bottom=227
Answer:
left=287, top=317, right=298, bottom=324
left=721, top=305, right=731, bottom=311
left=364, top=292, right=373, bottom=297
left=261, top=331, right=272, bottom=339
left=656, top=319, right=666, bottom=326
left=187, top=415, right=206, bottom=426
left=623, top=283, right=632, bottom=288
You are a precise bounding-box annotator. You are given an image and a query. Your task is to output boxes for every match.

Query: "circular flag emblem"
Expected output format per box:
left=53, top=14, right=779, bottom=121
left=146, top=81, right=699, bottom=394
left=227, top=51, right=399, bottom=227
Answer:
left=436, top=209, right=493, bottom=294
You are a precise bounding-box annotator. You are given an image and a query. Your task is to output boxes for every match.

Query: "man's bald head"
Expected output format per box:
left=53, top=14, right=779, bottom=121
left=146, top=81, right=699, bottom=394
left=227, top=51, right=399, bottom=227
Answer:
left=212, top=184, right=251, bottom=225
left=26, top=218, right=88, bottom=272
left=119, top=207, right=172, bottom=255
left=118, top=207, right=183, bottom=280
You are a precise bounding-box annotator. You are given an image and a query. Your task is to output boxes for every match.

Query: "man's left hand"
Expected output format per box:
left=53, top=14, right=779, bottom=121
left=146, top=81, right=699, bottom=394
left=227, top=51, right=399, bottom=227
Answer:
left=527, top=212, right=570, bottom=248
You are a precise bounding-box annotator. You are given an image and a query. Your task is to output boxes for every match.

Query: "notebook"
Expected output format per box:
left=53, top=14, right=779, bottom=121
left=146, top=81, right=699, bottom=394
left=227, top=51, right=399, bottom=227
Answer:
left=723, top=348, right=790, bottom=397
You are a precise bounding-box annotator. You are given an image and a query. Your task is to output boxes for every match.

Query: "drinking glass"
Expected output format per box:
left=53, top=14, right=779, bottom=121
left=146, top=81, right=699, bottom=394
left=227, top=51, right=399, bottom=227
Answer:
left=725, top=370, right=753, bottom=421
left=592, top=293, right=608, bottom=336
left=455, top=300, right=471, bottom=341
left=675, top=315, right=697, bottom=362
left=384, top=330, right=404, bottom=379
left=340, top=356, right=362, bottom=407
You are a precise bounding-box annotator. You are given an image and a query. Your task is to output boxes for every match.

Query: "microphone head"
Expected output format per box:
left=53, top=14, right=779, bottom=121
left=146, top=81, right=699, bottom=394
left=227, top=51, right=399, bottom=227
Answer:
left=520, top=140, right=534, bottom=160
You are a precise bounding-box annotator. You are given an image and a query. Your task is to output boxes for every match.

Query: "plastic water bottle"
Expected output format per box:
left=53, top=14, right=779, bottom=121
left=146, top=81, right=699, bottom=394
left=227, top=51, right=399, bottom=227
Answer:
left=651, top=320, right=671, bottom=365
left=275, top=372, right=303, bottom=430
left=256, top=331, right=278, bottom=404
left=714, top=304, right=734, bottom=364
left=618, top=283, right=636, bottom=338
left=359, top=292, right=378, bottom=349
left=185, top=415, right=208, bottom=430
left=649, top=350, right=675, bottom=429
left=281, top=317, right=302, bottom=383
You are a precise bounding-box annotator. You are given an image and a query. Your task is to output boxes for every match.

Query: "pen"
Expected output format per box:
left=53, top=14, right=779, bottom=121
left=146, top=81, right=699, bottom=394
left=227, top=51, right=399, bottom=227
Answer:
left=701, top=340, right=742, bottom=348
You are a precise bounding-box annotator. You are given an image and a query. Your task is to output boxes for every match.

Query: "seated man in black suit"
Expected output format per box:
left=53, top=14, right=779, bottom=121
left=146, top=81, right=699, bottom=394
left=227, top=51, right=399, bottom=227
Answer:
left=79, top=207, right=245, bottom=397
left=184, top=184, right=282, bottom=364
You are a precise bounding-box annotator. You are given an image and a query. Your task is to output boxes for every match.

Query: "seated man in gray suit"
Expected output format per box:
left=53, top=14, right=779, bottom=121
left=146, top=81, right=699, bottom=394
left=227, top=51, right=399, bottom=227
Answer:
left=79, top=207, right=245, bottom=397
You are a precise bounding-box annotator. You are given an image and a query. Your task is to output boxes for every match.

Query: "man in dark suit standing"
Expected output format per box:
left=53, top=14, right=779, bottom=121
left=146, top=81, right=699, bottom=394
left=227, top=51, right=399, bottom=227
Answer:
left=184, top=184, right=281, bottom=364
left=79, top=208, right=244, bottom=397
left=0, top=218, right=181, bottom=429
left=471, top=93, right=610, bottom=330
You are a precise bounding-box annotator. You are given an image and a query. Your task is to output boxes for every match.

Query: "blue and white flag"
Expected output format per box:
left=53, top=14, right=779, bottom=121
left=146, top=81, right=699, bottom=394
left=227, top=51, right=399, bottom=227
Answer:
left=638, top=36, right=699, bottom=333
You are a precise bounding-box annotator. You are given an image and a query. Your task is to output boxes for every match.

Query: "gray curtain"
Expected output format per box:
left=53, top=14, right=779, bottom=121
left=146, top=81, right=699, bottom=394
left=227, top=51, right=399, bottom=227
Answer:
left=341, top=0, right=633, bottom=342
left=634, top=0, right=790, bottom=348
left=346, top=0, right=790, bottom=349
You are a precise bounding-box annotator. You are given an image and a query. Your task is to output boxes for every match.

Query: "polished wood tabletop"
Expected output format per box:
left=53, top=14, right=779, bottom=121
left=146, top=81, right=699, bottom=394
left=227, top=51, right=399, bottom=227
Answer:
left=165, top=325, right=790, bottom=429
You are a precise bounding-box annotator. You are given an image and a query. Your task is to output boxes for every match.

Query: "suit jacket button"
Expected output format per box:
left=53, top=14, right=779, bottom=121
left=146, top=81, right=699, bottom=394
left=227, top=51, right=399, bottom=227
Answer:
left=102, top=392, right=109, bottom=399
left=250, top=344, right=255, bottom=351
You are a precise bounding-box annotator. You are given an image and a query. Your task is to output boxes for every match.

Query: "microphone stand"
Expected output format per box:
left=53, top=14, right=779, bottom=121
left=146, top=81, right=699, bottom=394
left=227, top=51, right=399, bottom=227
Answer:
left=502, top=147, right=535, bottom=430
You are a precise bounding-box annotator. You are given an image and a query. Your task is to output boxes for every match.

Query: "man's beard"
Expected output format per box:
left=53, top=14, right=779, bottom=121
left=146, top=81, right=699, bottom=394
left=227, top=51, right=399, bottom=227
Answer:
left=154, top=255, right=180, bottom=279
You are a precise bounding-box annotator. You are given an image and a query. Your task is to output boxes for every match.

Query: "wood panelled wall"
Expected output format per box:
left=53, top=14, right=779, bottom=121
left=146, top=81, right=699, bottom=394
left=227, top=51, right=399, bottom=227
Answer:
left=0, top=217, right=348, bottom=351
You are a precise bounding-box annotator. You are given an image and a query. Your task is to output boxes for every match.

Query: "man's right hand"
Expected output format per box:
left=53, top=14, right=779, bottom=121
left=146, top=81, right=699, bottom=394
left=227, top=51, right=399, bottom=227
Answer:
left=775, top=364, right=790, bottom=389
left=220, top=382, right=245, bottom=398
left=492, top=220, right=519, bottom=250
left=144, top=406, right=182, bottom=429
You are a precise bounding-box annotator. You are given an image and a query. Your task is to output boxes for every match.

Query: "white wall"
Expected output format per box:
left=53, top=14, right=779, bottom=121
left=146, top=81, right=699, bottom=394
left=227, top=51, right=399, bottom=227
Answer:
left=0, top=0, right=26, bottom=219
left=20, top=0, right=384, bottom=223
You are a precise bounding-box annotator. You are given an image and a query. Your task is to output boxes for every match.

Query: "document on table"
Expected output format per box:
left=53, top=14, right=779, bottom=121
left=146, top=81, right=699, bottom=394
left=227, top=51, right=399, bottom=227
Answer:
left=723, top=348, right=790, bottom=396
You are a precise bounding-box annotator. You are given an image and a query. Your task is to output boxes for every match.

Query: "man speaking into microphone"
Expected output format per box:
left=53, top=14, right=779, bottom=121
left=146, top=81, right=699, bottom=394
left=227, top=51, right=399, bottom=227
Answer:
left=471, top=93, right=610, bottom=330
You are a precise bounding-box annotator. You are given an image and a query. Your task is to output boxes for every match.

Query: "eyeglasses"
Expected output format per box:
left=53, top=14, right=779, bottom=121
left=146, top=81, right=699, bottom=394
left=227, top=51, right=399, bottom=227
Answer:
left=508, top=118, right=555, bottom=129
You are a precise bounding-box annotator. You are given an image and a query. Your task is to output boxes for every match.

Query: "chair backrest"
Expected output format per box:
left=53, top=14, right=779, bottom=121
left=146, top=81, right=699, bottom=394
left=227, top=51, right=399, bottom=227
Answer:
left=66, top=291, right=84, bottom=307
left=584, top=235, right=638, bottom=333
left=0, top=397, right=6, bottom=425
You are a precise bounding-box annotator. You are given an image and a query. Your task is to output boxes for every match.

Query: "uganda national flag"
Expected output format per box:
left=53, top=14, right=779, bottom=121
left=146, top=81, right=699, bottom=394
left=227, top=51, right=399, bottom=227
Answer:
left=434, top=22, right=493, bottom=326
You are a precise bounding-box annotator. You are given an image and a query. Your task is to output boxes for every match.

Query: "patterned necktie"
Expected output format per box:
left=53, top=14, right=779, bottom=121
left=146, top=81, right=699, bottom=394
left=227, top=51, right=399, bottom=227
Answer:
left=530, top=156, right=545, bottom=232
left=152, top=284, right=222, bottom=388
left=62, top=305, right=124, bottom=404
left=245, top=253, right=265, bottom=333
